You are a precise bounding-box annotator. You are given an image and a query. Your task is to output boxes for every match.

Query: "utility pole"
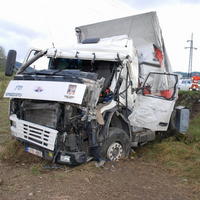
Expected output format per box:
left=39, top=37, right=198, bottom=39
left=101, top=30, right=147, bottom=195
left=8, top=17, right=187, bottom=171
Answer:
left=185, top=33, right=197, bottom=78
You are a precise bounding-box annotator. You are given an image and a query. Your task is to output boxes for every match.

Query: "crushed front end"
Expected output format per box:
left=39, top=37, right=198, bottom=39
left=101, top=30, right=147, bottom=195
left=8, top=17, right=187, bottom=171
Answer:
left=7, top=71, right=104, bottom=165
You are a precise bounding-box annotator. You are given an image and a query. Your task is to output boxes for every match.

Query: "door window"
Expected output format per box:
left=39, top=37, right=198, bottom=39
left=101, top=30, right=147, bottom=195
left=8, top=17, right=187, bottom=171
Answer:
left=142, top=72, right=178, bottom=100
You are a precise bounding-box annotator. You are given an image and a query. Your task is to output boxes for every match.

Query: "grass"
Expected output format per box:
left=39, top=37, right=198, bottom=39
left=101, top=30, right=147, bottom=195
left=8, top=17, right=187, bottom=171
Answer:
left=0, top=70, right=11, bottom=135
left=138, top=112, right=200, bottom=184
left=0, top=71, right=11, bottom=99
left=0, top=138, right=44, bottom=165
left=0, top=73, right=10, bottom=145
left=0, top=99, right=10, bottom=135
left=187, top=113, right=200, bottom=142
left=0, top=139, right=24, bottom=161
left=0, top=71, right=11, bottom=147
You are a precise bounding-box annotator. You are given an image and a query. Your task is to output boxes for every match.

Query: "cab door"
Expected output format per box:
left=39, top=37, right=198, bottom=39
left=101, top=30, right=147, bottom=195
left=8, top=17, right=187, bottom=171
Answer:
left=128, top=72, right=178, bottom=131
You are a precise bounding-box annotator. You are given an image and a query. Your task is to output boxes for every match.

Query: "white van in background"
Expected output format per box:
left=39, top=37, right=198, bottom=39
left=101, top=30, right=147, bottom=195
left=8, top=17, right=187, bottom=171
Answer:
left=178, top=79, right=192, bottom=91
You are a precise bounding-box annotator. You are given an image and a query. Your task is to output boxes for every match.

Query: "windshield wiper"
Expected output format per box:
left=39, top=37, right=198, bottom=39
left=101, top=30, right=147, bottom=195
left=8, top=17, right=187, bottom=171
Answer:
left=51, top=69, right=81, bottom=76
left=51, top=69, right=63, bottom=75
left=23, top=69, right=73, bottom=76
left=23, top=70, right=57, bottom=76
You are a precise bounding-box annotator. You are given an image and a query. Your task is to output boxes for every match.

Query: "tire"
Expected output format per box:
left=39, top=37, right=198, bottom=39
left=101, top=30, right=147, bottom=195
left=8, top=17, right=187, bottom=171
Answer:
left=100, top=127, right=131, bottom=161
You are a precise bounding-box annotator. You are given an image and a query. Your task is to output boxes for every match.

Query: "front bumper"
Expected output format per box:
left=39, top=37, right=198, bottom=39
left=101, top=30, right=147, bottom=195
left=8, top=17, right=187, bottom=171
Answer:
left=24, top=144, right=87, bottom=165
left=10, top=114, right=88, bottom=165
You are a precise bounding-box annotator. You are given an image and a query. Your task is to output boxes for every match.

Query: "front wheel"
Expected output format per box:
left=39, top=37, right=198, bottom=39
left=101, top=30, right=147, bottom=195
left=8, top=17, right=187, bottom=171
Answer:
left=100, top=128, right=131, bottom=161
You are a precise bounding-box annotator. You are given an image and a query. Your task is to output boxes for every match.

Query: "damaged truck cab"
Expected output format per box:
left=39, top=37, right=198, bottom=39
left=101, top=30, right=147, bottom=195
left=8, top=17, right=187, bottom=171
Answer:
left=4, top=12, right=187, bottom=165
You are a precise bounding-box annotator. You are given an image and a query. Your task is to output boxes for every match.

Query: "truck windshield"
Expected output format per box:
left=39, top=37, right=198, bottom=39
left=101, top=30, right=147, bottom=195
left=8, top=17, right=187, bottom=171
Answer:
left=21, top=55, right=89, bottom=72
left=23, top=53, right=115, bottom=73
left=21, top=53, right=117, bottom=82
left=29, top=56, right=82, bottom=71
left=48, top=58, right=92, bottom=71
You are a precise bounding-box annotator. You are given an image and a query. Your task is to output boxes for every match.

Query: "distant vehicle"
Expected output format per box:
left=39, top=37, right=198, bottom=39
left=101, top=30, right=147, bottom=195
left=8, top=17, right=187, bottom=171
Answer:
left=178, top=79, right=192, bottom=91
left=191, top=76, right=200, bottom=91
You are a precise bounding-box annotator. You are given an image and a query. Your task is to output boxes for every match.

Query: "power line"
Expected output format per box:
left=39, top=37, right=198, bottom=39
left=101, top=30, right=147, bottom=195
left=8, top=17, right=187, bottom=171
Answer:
left=185, top=33, right=197, bottom=78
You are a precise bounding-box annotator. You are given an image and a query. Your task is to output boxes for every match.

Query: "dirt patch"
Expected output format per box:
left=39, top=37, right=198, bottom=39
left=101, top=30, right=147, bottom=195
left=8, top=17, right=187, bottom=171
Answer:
left=0, top=157, right=197, bottom=200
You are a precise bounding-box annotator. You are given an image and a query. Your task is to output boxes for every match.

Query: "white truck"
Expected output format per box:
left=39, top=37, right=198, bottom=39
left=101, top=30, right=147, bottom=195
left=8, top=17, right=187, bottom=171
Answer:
left=4, top=12, right=188, bottom=165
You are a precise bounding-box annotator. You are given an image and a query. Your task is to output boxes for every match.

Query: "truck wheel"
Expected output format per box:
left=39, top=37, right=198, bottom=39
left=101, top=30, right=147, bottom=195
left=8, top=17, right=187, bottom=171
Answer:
left=101, top=128, right=131, bottom=161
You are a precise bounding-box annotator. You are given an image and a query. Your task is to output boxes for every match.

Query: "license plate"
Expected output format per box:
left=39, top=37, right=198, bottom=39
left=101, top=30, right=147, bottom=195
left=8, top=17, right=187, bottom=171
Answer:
left=25, top=147, right=43, bottom=157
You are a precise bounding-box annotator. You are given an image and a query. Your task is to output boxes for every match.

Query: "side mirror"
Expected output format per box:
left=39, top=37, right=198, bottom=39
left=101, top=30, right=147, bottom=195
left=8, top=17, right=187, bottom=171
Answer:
left=5, top=50, right=17, bottom=76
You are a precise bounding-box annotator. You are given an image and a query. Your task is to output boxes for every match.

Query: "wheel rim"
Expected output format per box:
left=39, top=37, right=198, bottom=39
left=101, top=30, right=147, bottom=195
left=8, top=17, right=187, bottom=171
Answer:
left=107, top=142, right=123, bottom=161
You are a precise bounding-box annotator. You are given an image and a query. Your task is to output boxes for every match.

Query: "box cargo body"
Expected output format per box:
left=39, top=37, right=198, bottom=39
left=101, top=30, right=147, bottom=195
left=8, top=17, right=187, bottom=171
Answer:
left=75, top=11, right=172, bottom=73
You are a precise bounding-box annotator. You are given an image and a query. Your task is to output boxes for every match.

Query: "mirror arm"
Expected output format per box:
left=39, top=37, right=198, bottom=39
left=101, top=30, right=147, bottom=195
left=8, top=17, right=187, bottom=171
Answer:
left=17, top=50, right=47, bottom=74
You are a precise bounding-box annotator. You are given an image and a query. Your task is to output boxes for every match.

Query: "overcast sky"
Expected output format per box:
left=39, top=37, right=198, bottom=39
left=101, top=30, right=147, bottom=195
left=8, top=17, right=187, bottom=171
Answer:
left=0, top=0, right=200, bottom=72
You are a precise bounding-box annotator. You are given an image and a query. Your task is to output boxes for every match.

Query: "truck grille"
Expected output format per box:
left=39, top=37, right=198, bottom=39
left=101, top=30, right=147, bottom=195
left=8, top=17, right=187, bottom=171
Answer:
left=10, top=115, right=58, bottom=151
left=22, top=101, right=60, bottom=129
